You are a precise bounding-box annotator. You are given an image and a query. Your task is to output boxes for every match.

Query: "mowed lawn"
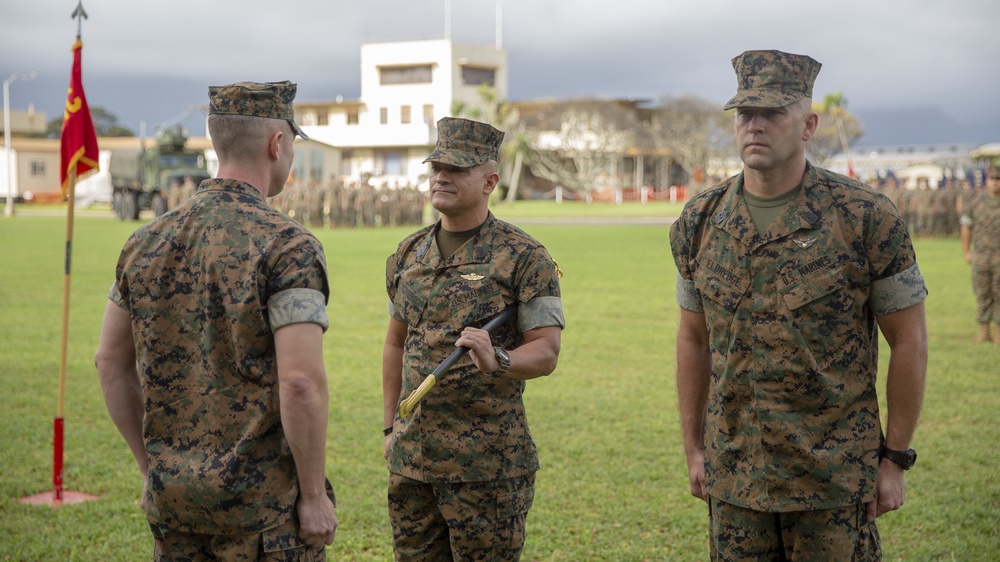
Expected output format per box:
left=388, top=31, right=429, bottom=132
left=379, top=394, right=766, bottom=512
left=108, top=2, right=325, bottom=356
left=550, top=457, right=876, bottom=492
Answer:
left=0, top=208, right=996, bottom=561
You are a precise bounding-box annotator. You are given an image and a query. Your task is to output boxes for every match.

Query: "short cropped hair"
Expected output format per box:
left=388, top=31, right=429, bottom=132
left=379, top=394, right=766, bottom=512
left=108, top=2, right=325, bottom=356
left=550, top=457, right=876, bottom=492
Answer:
left=208, top=114, right=287, bottom=162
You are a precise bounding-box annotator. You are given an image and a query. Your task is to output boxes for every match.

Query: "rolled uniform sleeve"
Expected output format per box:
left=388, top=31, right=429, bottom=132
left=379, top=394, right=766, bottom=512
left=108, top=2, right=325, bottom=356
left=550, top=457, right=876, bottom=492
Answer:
left=518, top=295, right=565, bottom=332
left=674, top=275, right=702, bottom=313
left=866, top=194, right=929, bottom=315
left=870, top=264, right=928, bottom=316
left=107, top=281, right=126, bottom=309
left=268, top=288, right=330, bottom=332
left=670, top=204, right=704, bottom=313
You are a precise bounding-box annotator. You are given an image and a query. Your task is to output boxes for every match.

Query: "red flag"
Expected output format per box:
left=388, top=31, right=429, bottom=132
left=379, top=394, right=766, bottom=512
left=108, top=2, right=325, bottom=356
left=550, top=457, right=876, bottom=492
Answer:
left=60, top=38, right=99, bottom=199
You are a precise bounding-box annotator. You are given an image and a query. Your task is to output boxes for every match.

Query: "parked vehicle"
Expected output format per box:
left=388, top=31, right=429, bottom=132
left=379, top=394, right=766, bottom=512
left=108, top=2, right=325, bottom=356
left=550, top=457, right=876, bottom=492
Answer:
left=109, top=126, right=209, bottom=220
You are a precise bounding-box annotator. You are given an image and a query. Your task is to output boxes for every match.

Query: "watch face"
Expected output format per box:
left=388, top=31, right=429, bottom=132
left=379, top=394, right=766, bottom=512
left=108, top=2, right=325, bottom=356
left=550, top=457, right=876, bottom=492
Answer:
left=497, top=348, right=510, bottom=363
left=886, top=448, right=917, bottom=469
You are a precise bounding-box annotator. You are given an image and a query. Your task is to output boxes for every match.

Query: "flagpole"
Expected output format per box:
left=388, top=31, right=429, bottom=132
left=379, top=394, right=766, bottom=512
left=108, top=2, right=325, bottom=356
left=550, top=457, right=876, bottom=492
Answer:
left=53, top=166, right=79, bottom=504
left=21, top=1, right=99, bottom=508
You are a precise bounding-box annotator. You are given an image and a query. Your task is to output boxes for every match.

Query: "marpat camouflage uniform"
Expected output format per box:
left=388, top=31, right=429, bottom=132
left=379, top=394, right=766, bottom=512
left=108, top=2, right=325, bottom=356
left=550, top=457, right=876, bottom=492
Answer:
left=670, top=163, right=928, bottom=513
left=961, top=191, right=1000, bottom=324
left=386, top=213, right=563, bottom=482
left=111, top=178, right=333, bottom=537
left=385, top=212, right=564, bottom=559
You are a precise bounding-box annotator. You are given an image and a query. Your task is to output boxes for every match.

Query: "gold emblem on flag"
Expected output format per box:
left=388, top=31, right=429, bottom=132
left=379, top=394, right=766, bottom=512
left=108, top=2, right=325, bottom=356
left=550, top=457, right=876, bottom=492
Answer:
left=461, top=273, right=485, bottom=281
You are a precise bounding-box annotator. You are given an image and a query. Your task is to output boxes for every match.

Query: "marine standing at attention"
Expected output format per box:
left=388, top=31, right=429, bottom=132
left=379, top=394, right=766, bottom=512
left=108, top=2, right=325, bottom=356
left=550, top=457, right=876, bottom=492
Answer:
left=670, top=51, right=929, bottom=560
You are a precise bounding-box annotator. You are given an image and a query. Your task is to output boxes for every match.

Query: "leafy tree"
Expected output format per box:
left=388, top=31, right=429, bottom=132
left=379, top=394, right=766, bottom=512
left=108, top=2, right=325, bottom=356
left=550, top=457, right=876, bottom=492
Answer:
left=45, top=105, right=135, bottom=138
left=808, top=92, right=863, bottom=168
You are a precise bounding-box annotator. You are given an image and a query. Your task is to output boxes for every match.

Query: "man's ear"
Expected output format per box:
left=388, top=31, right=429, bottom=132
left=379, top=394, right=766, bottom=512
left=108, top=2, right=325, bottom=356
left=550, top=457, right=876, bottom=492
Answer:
left=483, top=170, right=500, bottom=195
left=268, top=129, right=284, bottom=161
left=802, top=111, right=819, bottom=142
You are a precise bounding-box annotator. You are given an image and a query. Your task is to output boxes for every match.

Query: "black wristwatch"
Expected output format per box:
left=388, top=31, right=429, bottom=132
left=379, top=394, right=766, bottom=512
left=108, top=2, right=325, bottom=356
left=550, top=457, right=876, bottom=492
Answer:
left=881, top=447, right=917, bottom=470
left=492, top=346, right=510, bottom=378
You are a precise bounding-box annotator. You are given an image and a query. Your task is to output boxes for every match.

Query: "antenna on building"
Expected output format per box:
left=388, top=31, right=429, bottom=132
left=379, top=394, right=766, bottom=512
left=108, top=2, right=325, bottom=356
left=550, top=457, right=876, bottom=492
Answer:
left=445, top=0, right=451, bottom=41
left=496, top=0, right=502, bottom=49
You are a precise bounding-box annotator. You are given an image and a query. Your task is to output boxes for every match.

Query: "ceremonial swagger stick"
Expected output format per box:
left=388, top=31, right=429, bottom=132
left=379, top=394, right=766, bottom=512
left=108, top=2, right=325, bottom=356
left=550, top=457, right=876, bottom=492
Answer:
left=398, top=303, right=519, bottom=419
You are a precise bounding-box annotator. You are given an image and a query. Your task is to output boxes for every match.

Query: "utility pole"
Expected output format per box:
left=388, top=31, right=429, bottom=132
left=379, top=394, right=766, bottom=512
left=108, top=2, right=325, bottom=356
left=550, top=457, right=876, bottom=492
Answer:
left=4, top=70, right=36, bottom=218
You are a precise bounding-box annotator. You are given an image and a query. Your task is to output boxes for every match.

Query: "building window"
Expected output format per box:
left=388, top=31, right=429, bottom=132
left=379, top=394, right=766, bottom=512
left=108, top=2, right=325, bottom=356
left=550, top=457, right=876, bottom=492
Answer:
left=340, top=149, right=353, bottom=176
left=423, top=104, right=434, bottom=124
left=382, top=151, right=403, bottom=176
left=317, top=112, right=328, bottom=126
left=401, top=105, right=411, bottom=124
left=380, top=107, right=388, bottom=125
left=30, top=161, right=46, bottom=176
left=461, top=66, right=495, bottom=86
left=347, top=110, right=359, bottom=125
left=310, top=150, right=323, bottom=181
left=380, top=65, right=433, bottom=85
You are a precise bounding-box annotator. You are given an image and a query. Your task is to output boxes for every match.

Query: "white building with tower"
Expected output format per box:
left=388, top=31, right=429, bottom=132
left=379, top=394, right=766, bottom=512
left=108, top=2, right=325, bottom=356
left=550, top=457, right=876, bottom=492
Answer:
left=293, top=39, right=508, bottom=190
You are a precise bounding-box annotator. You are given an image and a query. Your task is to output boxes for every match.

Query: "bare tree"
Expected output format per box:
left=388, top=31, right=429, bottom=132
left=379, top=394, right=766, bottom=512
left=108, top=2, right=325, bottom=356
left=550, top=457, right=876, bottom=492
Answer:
left=651, top=95, right=734, bottom=189
left=808, top=92, right=864, bottom=168
left=522, top=99, right=640, bottom=203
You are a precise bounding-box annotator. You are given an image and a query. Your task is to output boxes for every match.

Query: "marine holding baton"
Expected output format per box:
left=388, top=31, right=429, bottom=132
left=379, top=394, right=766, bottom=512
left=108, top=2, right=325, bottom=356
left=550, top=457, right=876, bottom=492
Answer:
left=382, top=117, right=565, bottom=561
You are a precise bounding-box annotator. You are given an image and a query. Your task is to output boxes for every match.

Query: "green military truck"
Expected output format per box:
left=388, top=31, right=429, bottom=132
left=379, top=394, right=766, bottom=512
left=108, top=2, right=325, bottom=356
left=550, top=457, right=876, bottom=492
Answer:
left=109, top=126, right=209, bottom=220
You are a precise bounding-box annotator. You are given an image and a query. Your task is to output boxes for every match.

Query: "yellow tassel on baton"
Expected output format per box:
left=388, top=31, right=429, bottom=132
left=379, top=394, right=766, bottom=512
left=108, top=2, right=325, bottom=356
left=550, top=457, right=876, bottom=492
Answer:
left=398, top=304, right=519, bottom=418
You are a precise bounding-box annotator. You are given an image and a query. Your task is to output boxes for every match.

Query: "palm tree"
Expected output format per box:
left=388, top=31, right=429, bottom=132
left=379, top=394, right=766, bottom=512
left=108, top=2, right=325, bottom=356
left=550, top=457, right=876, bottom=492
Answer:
left=451, top=84, right=532, bottom=203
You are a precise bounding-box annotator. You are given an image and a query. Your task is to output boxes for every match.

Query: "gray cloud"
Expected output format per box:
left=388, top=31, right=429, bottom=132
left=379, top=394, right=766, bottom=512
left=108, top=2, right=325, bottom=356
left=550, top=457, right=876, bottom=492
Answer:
left=3, top=0, right=998, bottom=144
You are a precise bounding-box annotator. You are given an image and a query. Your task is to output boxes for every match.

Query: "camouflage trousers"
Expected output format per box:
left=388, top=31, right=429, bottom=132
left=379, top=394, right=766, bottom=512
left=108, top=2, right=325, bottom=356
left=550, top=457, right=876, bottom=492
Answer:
left=972, top=256, right=1000, bottom=324
left=387, top=472, right=535, bottom=561
left=708, top=496, right=881, bottom=561
left=149, top=518, right=326, bottom=562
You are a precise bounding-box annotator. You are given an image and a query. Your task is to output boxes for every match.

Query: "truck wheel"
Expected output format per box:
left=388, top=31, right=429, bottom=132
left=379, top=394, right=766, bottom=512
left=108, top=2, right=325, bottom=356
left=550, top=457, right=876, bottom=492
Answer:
left=112, top=191, right=123, bottom=219
left=151, top=193, right=168, bottom=216
left=121, top=191, right=140, bottom=221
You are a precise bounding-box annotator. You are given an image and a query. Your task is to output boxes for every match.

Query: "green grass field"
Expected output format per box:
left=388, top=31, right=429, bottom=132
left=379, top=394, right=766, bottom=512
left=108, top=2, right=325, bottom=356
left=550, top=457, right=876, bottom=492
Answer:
left=0, top=208, right=997, bottom=561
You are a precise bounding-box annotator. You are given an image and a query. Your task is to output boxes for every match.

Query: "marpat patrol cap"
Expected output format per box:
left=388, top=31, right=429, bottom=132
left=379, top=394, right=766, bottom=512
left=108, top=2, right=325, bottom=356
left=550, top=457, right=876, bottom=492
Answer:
left=724, top=50, right=822, bottom=111
left=423, top=117, right=504, bottom=168
left=208, top=80, right=309, bottom=140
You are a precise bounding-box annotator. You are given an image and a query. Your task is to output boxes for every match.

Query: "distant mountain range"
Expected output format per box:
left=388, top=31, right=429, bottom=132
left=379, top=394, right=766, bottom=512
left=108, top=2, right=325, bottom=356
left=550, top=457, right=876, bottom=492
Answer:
left=23, top=74, right=999, bottom=149
left=853, top=107, right=999, bottom=147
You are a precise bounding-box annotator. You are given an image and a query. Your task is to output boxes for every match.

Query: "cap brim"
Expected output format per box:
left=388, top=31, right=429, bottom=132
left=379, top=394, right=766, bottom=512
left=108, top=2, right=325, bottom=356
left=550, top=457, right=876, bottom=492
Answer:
left=724, top=89, right=804, bottom=110
left=289, top=120, right=309, bottom=140
left=422, top=149, right=485, bottom=168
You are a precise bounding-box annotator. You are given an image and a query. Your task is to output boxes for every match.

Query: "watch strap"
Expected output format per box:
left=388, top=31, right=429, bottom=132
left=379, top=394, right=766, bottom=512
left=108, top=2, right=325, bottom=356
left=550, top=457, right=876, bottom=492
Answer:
left=882, top=447, right=917, bottom=470
left=492, top=346, right=510, bottom=377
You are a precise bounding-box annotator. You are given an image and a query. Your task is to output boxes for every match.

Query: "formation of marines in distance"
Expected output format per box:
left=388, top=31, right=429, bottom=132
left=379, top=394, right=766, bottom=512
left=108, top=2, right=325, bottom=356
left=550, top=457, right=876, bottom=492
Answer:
left=168, top=164, right=992, bottom=239
left=168, top=177, right=427, bottom=230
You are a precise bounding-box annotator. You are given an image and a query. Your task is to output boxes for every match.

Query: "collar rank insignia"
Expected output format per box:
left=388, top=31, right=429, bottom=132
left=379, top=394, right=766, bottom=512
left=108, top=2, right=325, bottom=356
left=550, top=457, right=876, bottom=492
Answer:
left=461, top=273, right=485, bottom=281
left=792, top=237, right=817, bottom=249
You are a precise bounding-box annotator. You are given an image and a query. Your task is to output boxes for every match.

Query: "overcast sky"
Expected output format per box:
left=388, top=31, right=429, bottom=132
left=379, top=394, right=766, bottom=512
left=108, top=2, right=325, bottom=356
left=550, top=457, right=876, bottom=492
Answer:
left=2, top=0, right=999, bottom=145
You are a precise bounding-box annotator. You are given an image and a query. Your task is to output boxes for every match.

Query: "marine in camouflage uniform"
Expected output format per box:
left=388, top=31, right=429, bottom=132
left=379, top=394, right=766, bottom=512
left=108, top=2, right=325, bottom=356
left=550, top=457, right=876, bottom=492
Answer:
left=670, top=51, right=929, bottom=561
left=961, top=169, right=1000, bottom=343
left=95, top=81, right=338, bottom=561
left=383, top=117, right=565, bottom=561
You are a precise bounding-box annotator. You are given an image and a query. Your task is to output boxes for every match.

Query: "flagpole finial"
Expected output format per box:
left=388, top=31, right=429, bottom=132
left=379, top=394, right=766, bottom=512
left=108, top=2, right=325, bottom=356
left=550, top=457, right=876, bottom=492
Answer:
left=71, top=1, right=88, bottom=37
